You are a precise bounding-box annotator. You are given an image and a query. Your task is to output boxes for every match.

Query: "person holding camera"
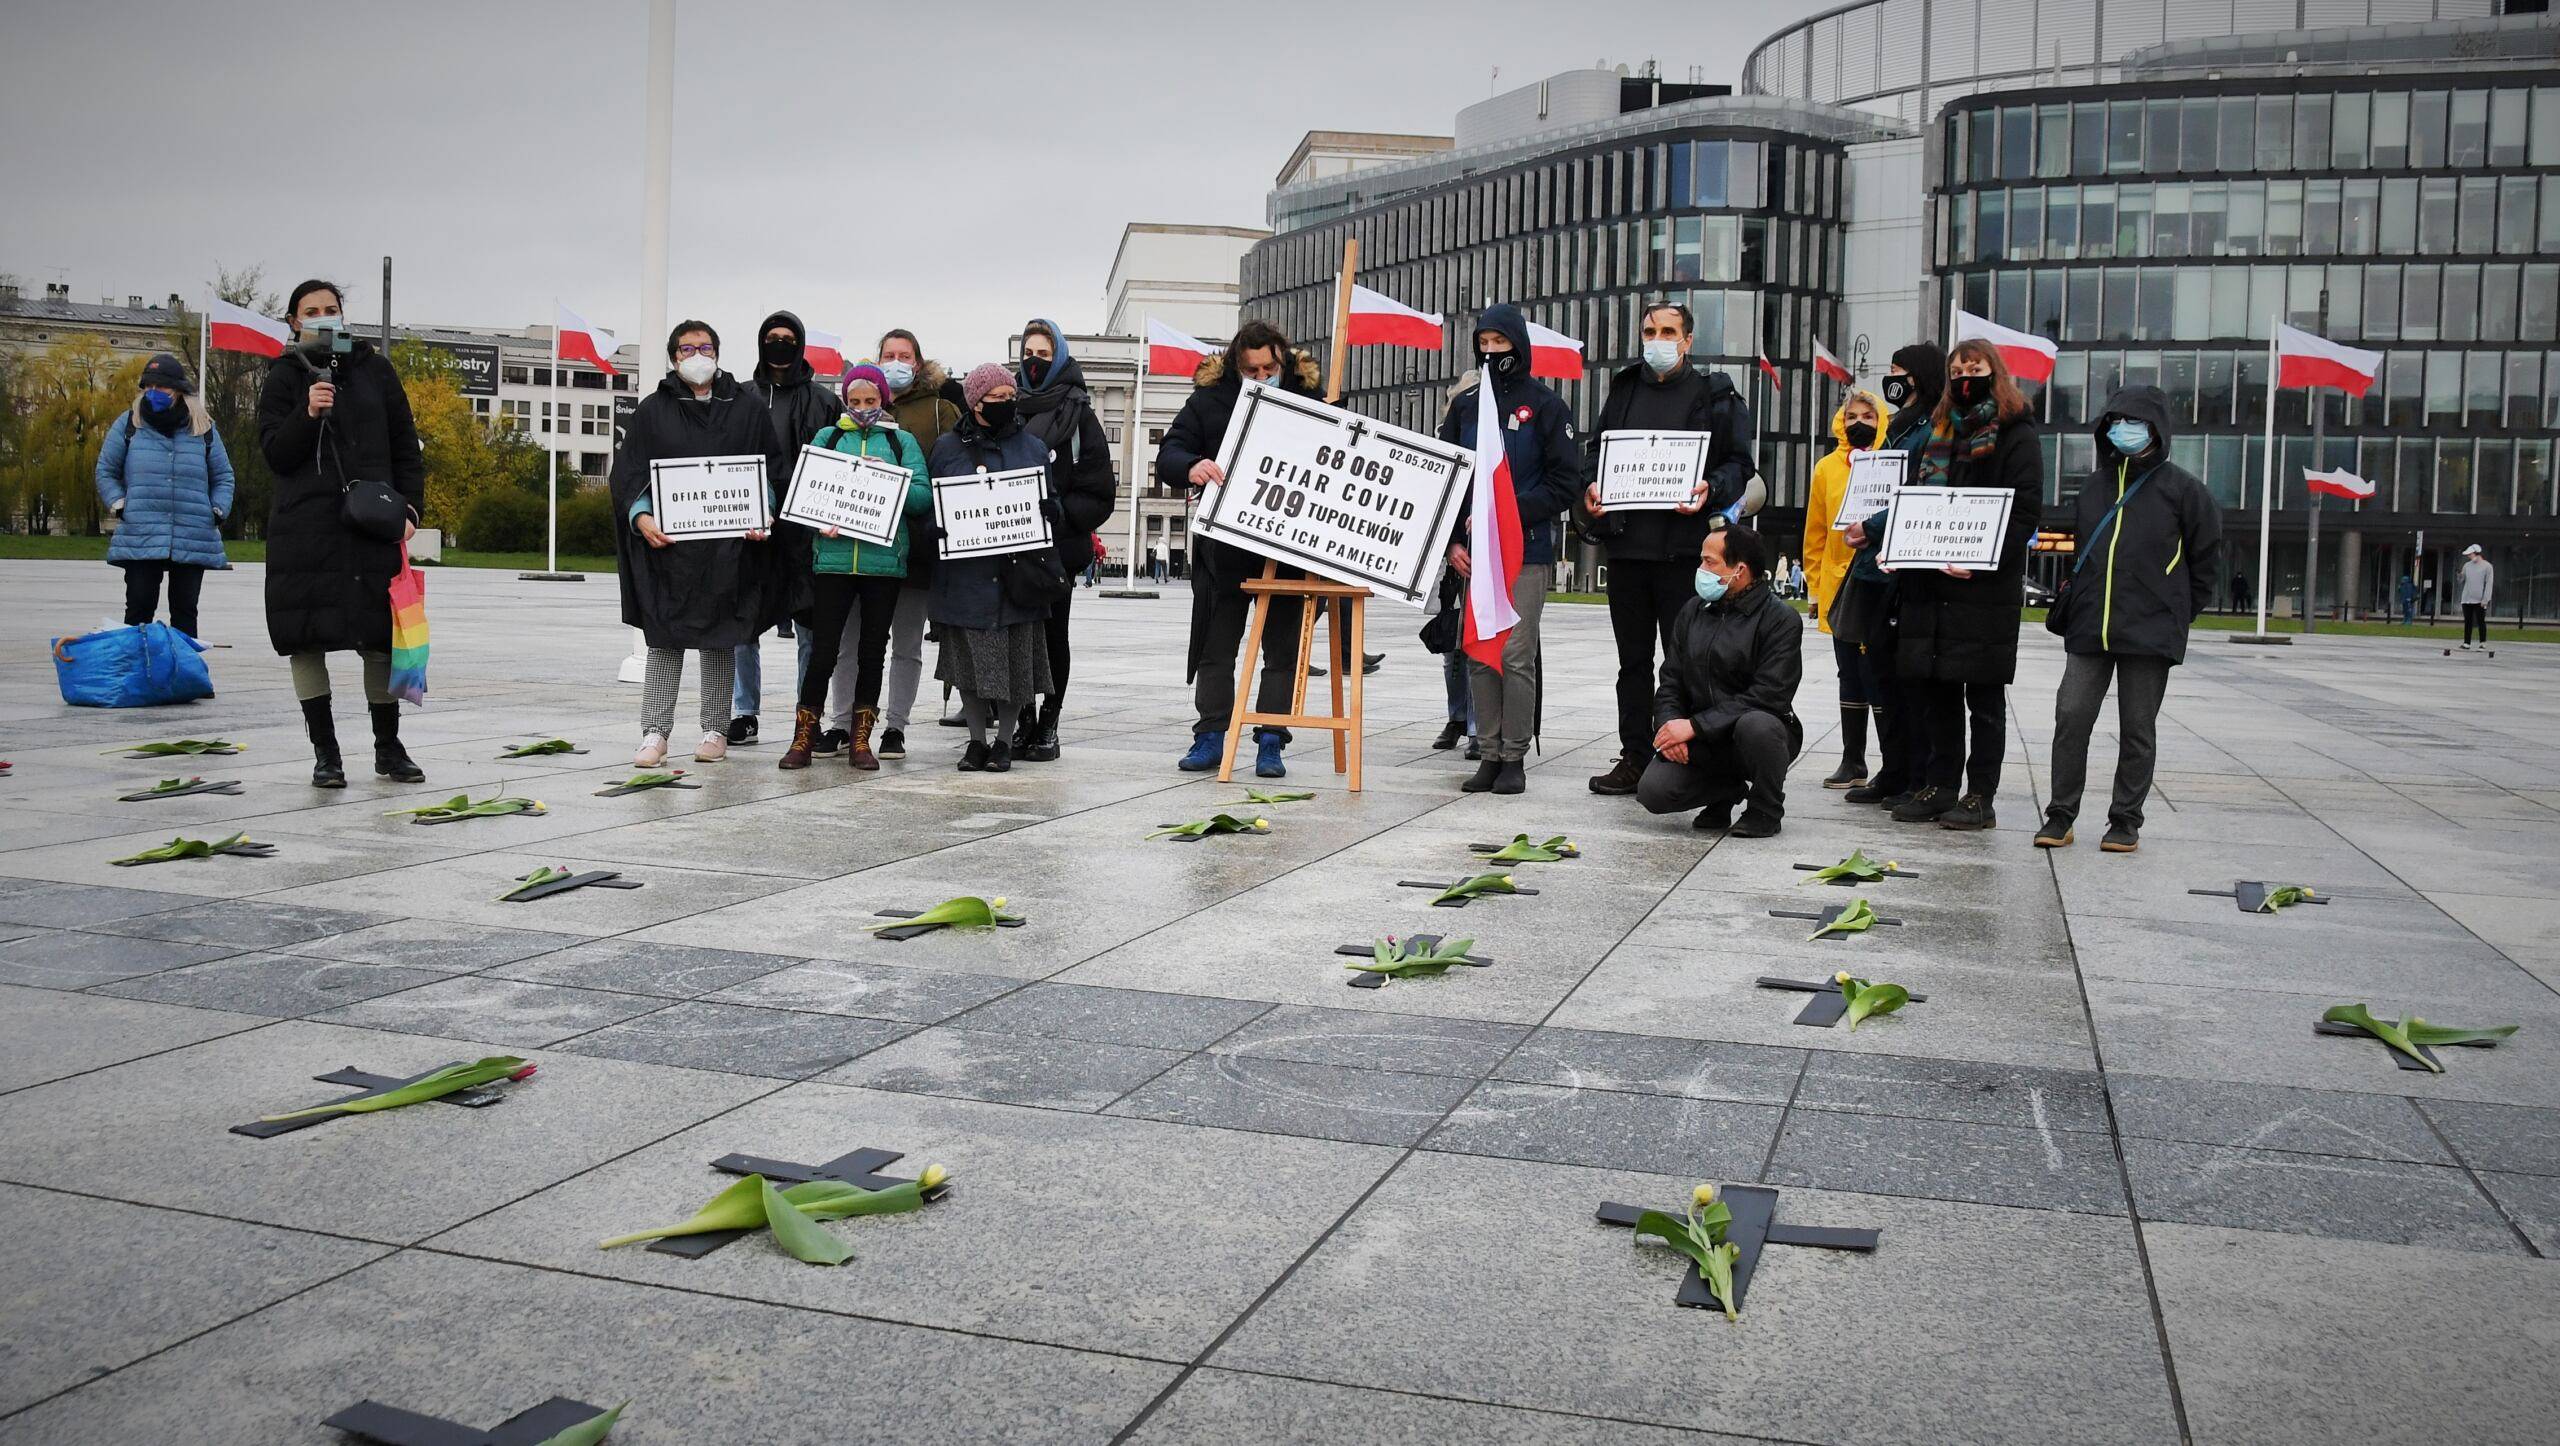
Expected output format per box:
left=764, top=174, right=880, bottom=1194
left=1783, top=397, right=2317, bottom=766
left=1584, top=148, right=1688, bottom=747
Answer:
left=96, top=352, right=234, bottom=640
left=927, top=364, right=1060, bottom=773
left=255, top=280, right=425, bottom=789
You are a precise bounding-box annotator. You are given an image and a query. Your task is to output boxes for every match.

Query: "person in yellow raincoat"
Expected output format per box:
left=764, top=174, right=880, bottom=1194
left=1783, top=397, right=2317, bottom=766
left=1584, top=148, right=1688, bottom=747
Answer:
left=1800, top=386, right=1890, bottom=790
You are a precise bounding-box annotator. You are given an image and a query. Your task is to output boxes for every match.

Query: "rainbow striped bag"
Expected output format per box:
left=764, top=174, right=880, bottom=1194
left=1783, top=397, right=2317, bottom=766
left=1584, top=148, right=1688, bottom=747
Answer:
left=387, top=559, right=430, bottom=707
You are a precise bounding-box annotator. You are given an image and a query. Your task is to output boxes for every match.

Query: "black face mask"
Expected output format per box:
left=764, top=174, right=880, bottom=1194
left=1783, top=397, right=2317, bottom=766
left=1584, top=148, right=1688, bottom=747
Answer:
left=978, top=400, right=1018, bottom=432
left=1844, top=421, right=1877, bottom=449
left=1881, top=375, right=1914, bottom=408
left=760, top=336, right=799, bottom=369
left=1022, top=356, right=1050, bottom=386
left=1950, top=374, right=1993, bottom=408
left=1476, top=349, right=1521, bottom=381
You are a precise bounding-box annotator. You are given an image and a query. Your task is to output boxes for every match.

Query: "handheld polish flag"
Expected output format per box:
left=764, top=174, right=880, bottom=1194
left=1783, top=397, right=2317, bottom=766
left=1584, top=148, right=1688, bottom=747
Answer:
left=2304, top=466, right=2377, bottom=502
left=1344, top=284, right=1444, bottom=350
left=1146, top=318, right=1212, bottom=377
left=801, top=328, right=847, bottom=377
left=206, top=297, right=290, bottom=358
left=1523, top=319, right=1584, bottom=381
left=1755, top=352, right=1782, bottom=391
left=1811, top=338, right=1854, bottom=386
left=1460, top=374, right=1524, bottom=674
left=1953, top=310, right=2058, bottom=383
left=2274, top=323, right=2381, bottom=396
left=555, top=305, right=619, bottom=376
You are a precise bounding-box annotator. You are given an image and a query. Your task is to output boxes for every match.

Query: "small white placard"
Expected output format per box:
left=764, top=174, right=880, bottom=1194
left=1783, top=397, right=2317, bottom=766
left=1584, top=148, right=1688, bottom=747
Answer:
left=1878, top=486, right=2018, bottom=570
left=647, top=455, right=769, bottom=540
left=780, top=444, right=909, bottom=547
left=1833, top=450, right=1910, bottom=530
left=1595, top=430, right=1711, bottom=511
left=934, top=465, right=1053, bottom=560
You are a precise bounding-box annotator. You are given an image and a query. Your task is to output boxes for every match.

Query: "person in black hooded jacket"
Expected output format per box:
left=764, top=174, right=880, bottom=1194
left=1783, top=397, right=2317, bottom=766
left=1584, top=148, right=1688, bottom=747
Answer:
left=1012, top=318, right=1118, bottom=761
left=1578, top=297, right=1758, bottom=796
left=1839, top=343, right=1945, bottom=809
left=726, top=309, right=833, bottom=745
left=255, top=279, right=428, bottom=789
left=2033, top=384, right=2221, bottom=854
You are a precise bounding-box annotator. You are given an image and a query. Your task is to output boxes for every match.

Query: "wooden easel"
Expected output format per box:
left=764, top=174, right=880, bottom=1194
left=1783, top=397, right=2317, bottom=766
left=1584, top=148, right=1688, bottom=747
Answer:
left=1217, top=237, right=1374, bottom=792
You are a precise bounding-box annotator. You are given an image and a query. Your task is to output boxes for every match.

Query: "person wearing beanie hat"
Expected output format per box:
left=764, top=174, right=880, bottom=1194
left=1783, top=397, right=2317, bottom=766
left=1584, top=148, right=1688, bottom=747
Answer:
left=924, top=363, right=1061, bottom=772
left=1833, top=341, right=1947, bottom=810
left=1011, top=318, right=1118, bottom=763
left=773, top=362, right=931, bottom=769
left=724, top=309, right=833, bottom=747
left=96, top=351, right=232, bottom=641
left=846, top=328, right=963, bottom=761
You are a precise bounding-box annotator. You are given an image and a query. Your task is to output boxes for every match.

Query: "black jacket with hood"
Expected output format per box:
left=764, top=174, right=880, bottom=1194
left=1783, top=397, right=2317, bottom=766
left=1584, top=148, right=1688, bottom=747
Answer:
left=1891, top=406, right=2045, bottom=686
left=1652, top=578, right=1803, bottom=754
left=1435, top=303, right=1586, bottom=567
left=1015, top=319, right=1119, bottom=579
left=1580, top=363, right=1757, bottom=562
left=255, top=338, right=426, bottom=656
left=1156, top=345, right=1325, bottom=681
left=608, top=370, right=793, bottom=650
left=2055, top=385, right=2222, bottom=663
left=749, top=310, right=841, bottom=454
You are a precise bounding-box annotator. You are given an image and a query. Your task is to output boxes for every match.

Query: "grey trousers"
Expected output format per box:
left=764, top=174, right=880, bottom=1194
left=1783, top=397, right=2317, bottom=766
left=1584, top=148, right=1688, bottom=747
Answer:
left=2046, top=650, right=2172, bottom=831
left=641, top=646, right=735, bottom=739
left=1465, top=570, right=1546, bottom=763
left=289, top=651, right=392, bottom=705
left=827, top=586, right=928, bottom=732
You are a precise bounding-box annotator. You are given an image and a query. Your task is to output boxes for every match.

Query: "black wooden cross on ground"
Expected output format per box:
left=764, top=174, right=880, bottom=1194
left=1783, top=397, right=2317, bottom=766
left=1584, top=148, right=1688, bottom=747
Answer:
left=230, top=1063, right=514, bottom=1139
left=1596, top=1185, right=1879, bottom=1313
left=324, top=1394, right=609, bottom=1446
left=648, top=1146, right=950, bottom=1258
left=869, top=909, right=1028, bottom=942
left=2188, top=881, right=2330, bottom=914
left=1397, top=879, right=1540, bottom=908
left=1791, top=860, right=1921, bottom=884
left=1331, top=934, right=1494, bottom=989
left=1756, top=975, right=1930, bottom=1027
left=2313, top=1020, right=2503, bottom=1072
left=500, top=870, right=643, bottom=903
left=593, top=772, right=701, bottom=797
left=117, top=778, right=245, bottom=801
left=1766, top=903, right=1903, bottom=933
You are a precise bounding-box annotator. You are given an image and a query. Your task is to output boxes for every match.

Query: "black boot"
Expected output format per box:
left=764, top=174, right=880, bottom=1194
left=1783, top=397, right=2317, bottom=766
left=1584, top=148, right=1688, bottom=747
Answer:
left=302, top=696, right=345, bottom=789
left=1824, top=706, right=1869, bottom=788
left=369, top=702, right=425, bottom=783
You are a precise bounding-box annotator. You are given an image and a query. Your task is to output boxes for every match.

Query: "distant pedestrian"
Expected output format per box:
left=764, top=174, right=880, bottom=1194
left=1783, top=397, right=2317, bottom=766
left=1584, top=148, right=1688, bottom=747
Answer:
left=97, top=351, right=232, bottom=640
left=2458, top=545, right=2494, bottom=650
left=2228, top=570, right=2247, bottom=615
left=2397, top=572, right=2417, bottom=626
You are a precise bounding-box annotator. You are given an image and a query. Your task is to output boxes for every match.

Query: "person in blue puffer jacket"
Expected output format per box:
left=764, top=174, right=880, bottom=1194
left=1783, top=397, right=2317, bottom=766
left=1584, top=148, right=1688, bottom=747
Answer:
left=95, top=352, right=234, bottom=640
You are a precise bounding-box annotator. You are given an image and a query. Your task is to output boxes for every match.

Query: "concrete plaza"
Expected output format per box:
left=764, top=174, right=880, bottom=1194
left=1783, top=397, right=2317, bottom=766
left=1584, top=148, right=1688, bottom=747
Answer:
left=0, top=558, right=2554, bottom=1445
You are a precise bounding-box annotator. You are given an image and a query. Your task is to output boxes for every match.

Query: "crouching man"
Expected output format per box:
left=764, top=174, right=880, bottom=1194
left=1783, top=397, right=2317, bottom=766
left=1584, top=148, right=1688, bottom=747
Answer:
left=1640, top=524, right=1802, bottom=837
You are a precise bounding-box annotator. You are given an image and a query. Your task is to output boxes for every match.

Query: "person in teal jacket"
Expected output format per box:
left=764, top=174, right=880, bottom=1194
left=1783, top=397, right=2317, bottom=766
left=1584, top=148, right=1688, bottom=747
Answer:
left=779, top=363, right=930, bottom=770
left=96, top=352, right=234, bottom=639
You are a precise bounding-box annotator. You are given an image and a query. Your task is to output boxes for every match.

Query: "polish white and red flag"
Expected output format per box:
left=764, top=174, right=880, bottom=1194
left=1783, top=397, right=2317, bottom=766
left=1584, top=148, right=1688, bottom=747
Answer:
left=802, top=328, right=847, bottom=377
left=1344, top=284, right=1443, bottom=349
left=2305, top=466, right=2376, bottom=501
left=2275, top=323, right=2381, bottom=396
left=1755, top=352, right=1782, bottom=390
left=1812, top=338, right=1854, bottom=386
left=1524, top=319, right=1584, bottom=381
left=206, top=297, right=290, bottom=358
left=1461, top=374, right=1523, bottom=674
left=1954, top=309, right=2058, bottom=383
left=555, top=305, right=619, bottom=376
left=1146, top=318, right=1212, bottom=377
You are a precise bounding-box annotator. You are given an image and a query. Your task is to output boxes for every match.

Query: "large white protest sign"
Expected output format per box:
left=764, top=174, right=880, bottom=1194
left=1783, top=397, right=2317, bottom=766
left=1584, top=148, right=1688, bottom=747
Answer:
left=1832, top=450, right=1910, bottom=530
left=648, top=455, right=769, bottom=540
left=781, top=444, right=910, bottom=547
left=1193, top=380, right=1473, bottom=609
left=1595, top=430, right=1711, bottom=511
left=934, top=465, right=1052, bottom=560
left=1877, top=486, right=2018, bottom=570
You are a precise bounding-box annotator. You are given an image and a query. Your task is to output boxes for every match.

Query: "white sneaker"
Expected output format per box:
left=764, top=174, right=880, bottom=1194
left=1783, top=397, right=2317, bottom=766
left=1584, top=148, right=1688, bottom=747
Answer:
left=634, top=733, right=668, bottom=767
left=694, top=731, right=728, bottom=762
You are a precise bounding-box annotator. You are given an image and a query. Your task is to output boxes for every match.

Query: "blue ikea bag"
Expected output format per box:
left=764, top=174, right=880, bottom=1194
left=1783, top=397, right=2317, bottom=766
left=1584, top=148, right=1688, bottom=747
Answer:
left=52, top=623, right=215, bottom=707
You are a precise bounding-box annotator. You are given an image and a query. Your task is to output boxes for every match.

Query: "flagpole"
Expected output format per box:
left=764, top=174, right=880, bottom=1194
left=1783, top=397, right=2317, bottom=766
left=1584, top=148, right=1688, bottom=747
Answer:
left=2256, top=317, right=2276, bottom=637
left=1128, top=356, right=1146, bottom=591
left=197, top=286, right=210, bottom=397
left=548, top=309, right=561, bottom=576
left=2302, top=290, right=2328, bottom=634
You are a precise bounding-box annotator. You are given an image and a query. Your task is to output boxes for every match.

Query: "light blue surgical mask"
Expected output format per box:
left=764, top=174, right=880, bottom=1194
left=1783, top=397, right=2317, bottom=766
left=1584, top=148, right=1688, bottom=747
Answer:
left=1694, top=566, right=1728, bottom=604
left=879, top=360, right=916, bottom=393
left=1642, top=339, right=1682, bottom=375
left=2106, top=419, right=2153, bottom=455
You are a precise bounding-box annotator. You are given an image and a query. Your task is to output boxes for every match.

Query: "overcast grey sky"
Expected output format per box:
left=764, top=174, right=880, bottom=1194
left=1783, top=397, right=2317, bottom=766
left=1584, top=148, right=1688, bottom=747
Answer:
left=1, top=0, right=1824, bottom=372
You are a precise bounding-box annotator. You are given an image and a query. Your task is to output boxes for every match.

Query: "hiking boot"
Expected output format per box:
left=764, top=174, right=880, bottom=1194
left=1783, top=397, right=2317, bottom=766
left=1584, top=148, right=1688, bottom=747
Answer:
left=1588, top=754, right=1643, bottom=795
left=1731, top=808, right=1783, bottom=838
left=813, top=727, right=847, bottom=757
left=302, top=696, right=345, bottom=789
left=986, top=738, right=1012, bottom=773
left=1491, top=760, right=1526, bottom=795
left=1845, top=775, right=1901, bottom=805
left=1461, top=758, right=1503, bottom=793
left=1937, top=793, right=1997, bottom=831
left=1891, top=785, right=1954, bottom=823
left=778, top=706, right=819, bottom=770
left=1692, top=800, right=1735, bottom=831
left=1017, top=725, right=1061, bottom=763
left=1255, top=730, right=1286, bottom=779
left=1822, top=760, right=1868, bottom=789
left=369, top=703, right=424, bottom=783
left=726, top=714, right=759, bottom=746
left=877, top=727, right=907, bottom=760
left=958, top=740, right=991, bottom=772
left=2032, top=811, right=2075, bottom=848
left=634, top=732, right=669, bottom=768
left=2101, top=823, right=2141, bottom=853
left=848, top=707, right=880, bottom=772
left=1432, top=718, right=1465, bottom=750
left=1178, top=732, right=1221, bottom=771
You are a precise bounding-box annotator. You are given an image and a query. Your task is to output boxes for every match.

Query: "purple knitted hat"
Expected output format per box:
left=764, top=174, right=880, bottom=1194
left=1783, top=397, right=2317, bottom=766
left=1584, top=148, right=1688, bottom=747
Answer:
left=962, top=362, right=1013, bottom=410
left=840, top=363, right=889, bottom=402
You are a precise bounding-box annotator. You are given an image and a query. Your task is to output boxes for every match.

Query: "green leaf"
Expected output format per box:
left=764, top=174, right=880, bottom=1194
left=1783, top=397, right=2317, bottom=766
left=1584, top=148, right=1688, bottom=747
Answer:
left=1236, top=788, right=1315, bottom=805
left=530, top=1402, right=625, bottom=1446
left=1485, top=833, right=1575, bottom=863
left=109, top=739, right=241, bottom=756
left=1697, top=1239, right=1742, bottom=1322
left=861, top=895, right=1017, bottom=933
left=110, top=832, right=253, bottom=866
left=2401, top=1017, right=2520, bottom=1047
left=502, top=739, right=580, bottom=757
left=2323, top=1002, right=2439, bottom=1072
left=1844, top=982, right=1911, bottom=1030
left=598, top=1174, right=771, bottom=1250
left=613, top=771, right=683, bottom=789
left=260, top=1055, right=529, bottom=1123
left=2259, top=885, right=2318, bottom=912
left=1631, top=1207, right=1741, bottom=1321
left=1150, top=814, right=1271, bottom=840
left=1807, top=897, right=1880, bottom=941
left=1431, top=872, right=1521, bottom=905
left=499, top=866, right=576, bottom=901
left=384, top=794, right=546, bottom=821
left=758, top=1175, right=851, bottom=1266
left=1803, top=849, right=1887, bottom=886
left=782, top=1176, right=932, bottom=1221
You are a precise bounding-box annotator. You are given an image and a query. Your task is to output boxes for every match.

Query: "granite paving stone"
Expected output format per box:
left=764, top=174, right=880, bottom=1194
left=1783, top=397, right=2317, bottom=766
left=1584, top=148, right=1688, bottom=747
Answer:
left=1112, top=1053, right=1479, bottom=1147
left=93, top=951, right=453, bottom=1018
left=2477, top=1170, right=2560, bottom=1254
left=702, top=955, right=1025, bottom=1023
left=1207, top=1004, right=1529, bottom=1078
left=821, top=1025, right=1188, bottom=1110
left=1765, top=1106, right=2131, bottom=1213
left=0, top=982, right=267, bottom=1093
left=91, top=898, right=399, bottom=950
left=279, top=918, right=584, bottom=972
left=1790, top=1051, right=2114, bottom=1134
left=1424, top=1079, right=1785, bottom=1177
left=1122, top=1369, right=1768, bottom=1445
left=946, top=980, right=1273, bottom=1049
left=309, top=975, right=673, bottom=1049
left=2122, top=1137, right=2525, bottom=1253
left=2413, top=1097, right=2560, bottom=1176
left=2108, top=1075, right=2454, bottom=1163
left=0, top=927, right=242, bottom=990
left=0, top=880, right=199, bottom=929
left=486, top=936, right=798, bottom=999
left=1490, top=1027, right=1804, bottom=1105
left=552, top=1000, right=914, bottom=1079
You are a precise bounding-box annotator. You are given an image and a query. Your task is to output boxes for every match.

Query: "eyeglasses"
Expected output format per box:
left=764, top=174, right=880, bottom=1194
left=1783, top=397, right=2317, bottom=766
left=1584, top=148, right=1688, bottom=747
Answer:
left=675, top=343, right=718, bottom=358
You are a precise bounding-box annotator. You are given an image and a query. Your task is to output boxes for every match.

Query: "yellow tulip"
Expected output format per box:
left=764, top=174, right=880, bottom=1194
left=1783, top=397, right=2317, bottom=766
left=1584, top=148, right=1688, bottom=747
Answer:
left=919, top=1163, right=949, bottom=1191
left=990, top=897, right=1008, bottom=911
left=1834, top=970, right=1853, bottom=985
left=1693, top=1182, right=1718, bottom=1208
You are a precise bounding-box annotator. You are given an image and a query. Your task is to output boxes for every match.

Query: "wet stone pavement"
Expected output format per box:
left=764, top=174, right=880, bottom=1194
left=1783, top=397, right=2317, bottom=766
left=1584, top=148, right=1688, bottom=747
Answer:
left=2, top=560, right=2555, bottom=1444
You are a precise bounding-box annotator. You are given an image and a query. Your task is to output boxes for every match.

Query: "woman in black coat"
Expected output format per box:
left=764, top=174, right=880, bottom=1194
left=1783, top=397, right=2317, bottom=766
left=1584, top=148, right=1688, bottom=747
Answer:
left=1888, top=337, right=2043, bottom=831
left=255, top=279, right=427, bottom=789
left=1010, top=318, right=1117, bottom=761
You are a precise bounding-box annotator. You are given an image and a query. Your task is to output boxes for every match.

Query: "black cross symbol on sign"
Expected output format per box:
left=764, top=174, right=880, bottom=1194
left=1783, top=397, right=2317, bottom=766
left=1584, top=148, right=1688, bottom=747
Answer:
left=1341, top=418, right=1370, bottom=449
left=1756, top=975, right=1930, bottom=1027
left=1596, top=1185, right=1878, bottom=1313
left=648, top=1146, right=950, bottom=1258
left=323, top=1394, right=609, bottom=1446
